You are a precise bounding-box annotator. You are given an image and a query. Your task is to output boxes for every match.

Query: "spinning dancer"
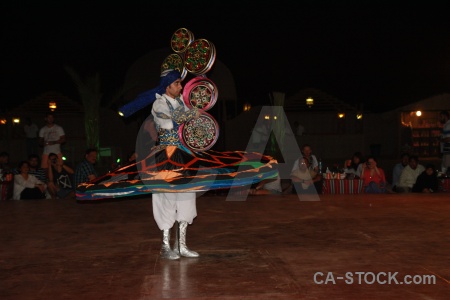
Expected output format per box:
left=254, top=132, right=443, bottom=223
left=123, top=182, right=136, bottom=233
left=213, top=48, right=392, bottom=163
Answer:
left=76, top=69, right=277, bottom=260
left=76, top=29, right=278, bottom=260
left=150, top=69, right=200, bottom=260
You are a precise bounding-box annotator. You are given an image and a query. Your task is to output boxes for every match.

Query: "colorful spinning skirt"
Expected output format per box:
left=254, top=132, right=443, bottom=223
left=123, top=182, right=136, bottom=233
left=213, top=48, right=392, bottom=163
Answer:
left=76, top=145, right=278, bottom=200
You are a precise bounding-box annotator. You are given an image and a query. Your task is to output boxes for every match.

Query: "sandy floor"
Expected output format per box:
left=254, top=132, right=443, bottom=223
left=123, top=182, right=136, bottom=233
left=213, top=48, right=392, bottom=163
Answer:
left=1, top=192, right=449, bottom=299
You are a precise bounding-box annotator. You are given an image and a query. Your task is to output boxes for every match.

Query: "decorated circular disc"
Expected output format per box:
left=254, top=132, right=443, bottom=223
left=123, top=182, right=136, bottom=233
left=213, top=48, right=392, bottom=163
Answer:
left=171, top=28, right=195, bottom=53
left=179, top=112, right=219, bottom=151
left=197, top=43, right=216, bottom=75
left=184, top=39, right=216, bottom=75
left=161, top=53, right=187, bottom=80
left=182, top=77, right=218, bottom=111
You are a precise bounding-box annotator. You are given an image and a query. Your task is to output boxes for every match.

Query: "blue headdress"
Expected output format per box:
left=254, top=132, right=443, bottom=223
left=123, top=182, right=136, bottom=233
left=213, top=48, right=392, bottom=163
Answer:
left=118, top=69, right=181, bottom=117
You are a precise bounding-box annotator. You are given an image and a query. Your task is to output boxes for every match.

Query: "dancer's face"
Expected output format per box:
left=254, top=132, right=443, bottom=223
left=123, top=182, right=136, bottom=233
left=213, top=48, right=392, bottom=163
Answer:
left=166, top=79, right=182, bottom=98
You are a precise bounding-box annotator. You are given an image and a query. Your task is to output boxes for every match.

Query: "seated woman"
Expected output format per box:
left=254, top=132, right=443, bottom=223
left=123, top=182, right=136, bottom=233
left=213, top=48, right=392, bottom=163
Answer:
left=290, top=156, right=323, bottom=194
left=412, top=164, right=439, bottom=193
left=344, top=151, right=364, bottom=178
left=360, top=156, right=386, bottom=194
left=13, top=161, right=46, bottom=200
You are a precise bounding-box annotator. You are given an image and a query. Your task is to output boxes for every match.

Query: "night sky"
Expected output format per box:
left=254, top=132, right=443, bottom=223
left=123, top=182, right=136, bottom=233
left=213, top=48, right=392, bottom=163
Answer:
left=2, top=1, right=450, bottom=113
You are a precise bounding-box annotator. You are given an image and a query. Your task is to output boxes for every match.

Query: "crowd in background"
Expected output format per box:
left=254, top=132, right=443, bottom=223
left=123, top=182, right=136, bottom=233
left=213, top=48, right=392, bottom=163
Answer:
left=1, top=110, right=449, bottom=199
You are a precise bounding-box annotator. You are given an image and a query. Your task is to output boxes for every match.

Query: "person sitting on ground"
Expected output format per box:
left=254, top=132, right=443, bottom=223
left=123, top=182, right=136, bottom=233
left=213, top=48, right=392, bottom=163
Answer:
left=412, top=164, right=439, bottom=193
left=344, top=151, right=364, bottom=178
left=360, top=156, right=386, bottom=193
left=74, top=148, right=98, bottom=188
left=392, top=152, right=410, bottom=192
left=396, top=155, right=425, bottom=193
left=249, top=173, right=282, bottom=195
left=26, top=154, right=48, bottom=183
left=13, top=161, right=46, bottom=200
left=47, top=152, right=75, bottom=199
left=290, top=156, right=323, bottom=194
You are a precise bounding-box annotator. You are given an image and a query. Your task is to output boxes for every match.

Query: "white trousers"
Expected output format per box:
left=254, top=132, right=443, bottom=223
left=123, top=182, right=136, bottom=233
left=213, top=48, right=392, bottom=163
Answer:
left=152, top=192, right=197, bottom=230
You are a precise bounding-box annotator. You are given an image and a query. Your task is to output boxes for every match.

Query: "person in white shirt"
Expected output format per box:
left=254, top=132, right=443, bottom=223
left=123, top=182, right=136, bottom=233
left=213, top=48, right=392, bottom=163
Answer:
left=39, top=112, right=65, bottom=169
left=392, top=152, right=409, bottom=192
left=396, top=155, right=425, bottom=193
left=249, top=174, right=282, bottom=195
left=13, top=161, right=46, bottom=200
left=292, top=144, right=318, bottom=173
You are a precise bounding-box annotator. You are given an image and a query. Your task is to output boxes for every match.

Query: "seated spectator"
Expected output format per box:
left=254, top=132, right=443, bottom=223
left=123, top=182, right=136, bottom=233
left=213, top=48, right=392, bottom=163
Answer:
left=360, top=156, right=386, bottom=193
left=291, top=144, right=319, bottom=175
left=47, top=153, right=75, bottom=199
left=392, top=152, right=410, bottom=192
left=27, top=154, right=48, bottom=182
left=74, top=148, right=98, bottom=187
left=13, top=161, right=46, bottom=200
left=290, top=156, right=323, bottom=194
left=412, top=164, right=439, bottom=193
left=396, top=155, right=425, bottom=193
left=0, top=151, right=12, bottom=173
left=249, top=174, right=282, bottom=195
left=344, top=151, right=364, bottom=178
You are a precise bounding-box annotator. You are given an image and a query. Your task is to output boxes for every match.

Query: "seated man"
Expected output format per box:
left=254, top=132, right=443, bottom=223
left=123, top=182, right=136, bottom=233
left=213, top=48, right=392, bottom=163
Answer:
left=27, top=154, right=48, bottom=182
left=290, top=156, right=323, bottom=194
left=392, top=152, right=409, bottom=192
left=0, top=151, right=12, bottom=173
left=47, top=152, right=75, bottom=199
left=74, top=148, right=98, bottom=188
left=396, top=155, right=425, bottom=193
left=27, top=154, right=50, bottom=198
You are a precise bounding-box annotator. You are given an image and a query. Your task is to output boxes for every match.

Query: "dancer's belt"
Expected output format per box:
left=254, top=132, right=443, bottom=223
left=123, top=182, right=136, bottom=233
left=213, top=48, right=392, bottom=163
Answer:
left=158, top=128, right=181, bottom=146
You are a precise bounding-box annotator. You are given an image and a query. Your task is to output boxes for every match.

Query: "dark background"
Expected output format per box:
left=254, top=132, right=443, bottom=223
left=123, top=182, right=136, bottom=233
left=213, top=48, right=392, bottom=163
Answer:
left=2, top=1, right=450, bottom=113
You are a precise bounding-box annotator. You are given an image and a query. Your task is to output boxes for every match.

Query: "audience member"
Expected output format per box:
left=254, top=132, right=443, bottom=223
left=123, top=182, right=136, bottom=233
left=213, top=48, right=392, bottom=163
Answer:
left=0, top=151, right=12, bottom=173
left=292, top=144, right=319, bottom=173
left=13, top=161, right=46, bottom=200
left=27, top=154, right=47, bottom=183
left=360, top=156, right=386, bottom=193
left=344, top=151, right=364, bottom=178
left=74, top=148, right=98, bottom=187
left=249, top=174, right=282, bottom=195
left=24, top=117, right=39, bottom=157
left=392, top=152, right=410, bottom=192
left=290, top=156, right=323, bottom=194
left=39, top=112, right=65, bottom=169
left=396, top=155, right=425, bottom=193
left=47, top=153, right=75, bottom=199
left=439, top=110, right=450, bottom=174
left=412, top=164, right=439, bottom=193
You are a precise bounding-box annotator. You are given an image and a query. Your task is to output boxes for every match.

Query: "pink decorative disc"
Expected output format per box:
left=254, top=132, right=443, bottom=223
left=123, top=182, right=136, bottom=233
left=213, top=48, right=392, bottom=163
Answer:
left=182, top=76, right=218, bottom=111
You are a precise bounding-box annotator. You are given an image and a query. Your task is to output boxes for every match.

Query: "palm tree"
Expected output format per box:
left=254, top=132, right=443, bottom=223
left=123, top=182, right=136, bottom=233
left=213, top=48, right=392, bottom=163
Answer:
left=64, top=66, right=102, bottom=150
